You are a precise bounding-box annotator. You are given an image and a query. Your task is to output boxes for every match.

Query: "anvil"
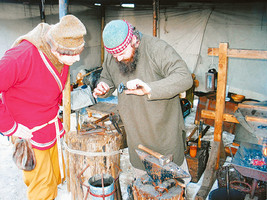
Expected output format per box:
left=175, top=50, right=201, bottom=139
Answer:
left=135, top=149, right=190, bottom=185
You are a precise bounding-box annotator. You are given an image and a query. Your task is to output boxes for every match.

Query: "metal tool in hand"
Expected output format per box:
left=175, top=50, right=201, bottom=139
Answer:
left=109, top=113, right=122, bottom=134
left=118, top=82, right=127, bottom=94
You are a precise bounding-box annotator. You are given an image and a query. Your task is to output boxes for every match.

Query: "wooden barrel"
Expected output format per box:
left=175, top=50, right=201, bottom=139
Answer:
left=132, top=174, right=184, bottom=200
left=65, top=130, right=122, bottom=200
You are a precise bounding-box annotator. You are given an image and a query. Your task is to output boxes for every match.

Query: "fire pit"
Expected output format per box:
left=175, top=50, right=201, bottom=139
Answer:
left=232, top=142, right=267, bottom=181
left=232, top=142, right=267, bottom=199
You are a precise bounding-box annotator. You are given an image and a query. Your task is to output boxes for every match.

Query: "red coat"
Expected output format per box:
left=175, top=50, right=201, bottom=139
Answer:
left=0, top=40, right=68, bottom=150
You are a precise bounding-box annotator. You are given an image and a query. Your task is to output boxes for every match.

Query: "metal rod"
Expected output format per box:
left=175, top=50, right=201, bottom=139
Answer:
left=59, top=0, right=68, bottom=20
left=250, top=179, right=257, bottom=198
left=226, top=166, right=230, bottom=200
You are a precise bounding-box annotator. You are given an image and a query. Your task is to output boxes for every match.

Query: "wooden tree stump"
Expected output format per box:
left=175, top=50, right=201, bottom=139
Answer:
left=65, top=130, right=122, bottom=200
left=132, top=174, right=184, bottom=200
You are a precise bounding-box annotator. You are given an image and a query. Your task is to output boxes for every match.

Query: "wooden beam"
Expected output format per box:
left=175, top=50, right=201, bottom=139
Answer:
left=238, top=103, right=267, bottom=111
left=246, top=116, right=267, bottom=124
left=208, top=48, right=267, bottom=60
left=201, top=110, right=239, bottom=124
left=63, top=72, right=71, bottom=192
left=213, top=43, right=228, bottom=142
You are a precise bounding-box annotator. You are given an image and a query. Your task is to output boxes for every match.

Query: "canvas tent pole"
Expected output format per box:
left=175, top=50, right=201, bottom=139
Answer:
left=152, top=0, right=159, bottom=37
left=60, top=0, right=70, bottom=133
left=101, top=6, right=105, bottom=65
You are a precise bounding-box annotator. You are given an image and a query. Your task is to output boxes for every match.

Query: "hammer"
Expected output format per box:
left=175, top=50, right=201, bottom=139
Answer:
left=138, top=144, right=173, bottom=166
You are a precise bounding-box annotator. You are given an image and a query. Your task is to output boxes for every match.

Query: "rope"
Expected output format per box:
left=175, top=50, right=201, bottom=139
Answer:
left=63, top=140, right=122, bottom=157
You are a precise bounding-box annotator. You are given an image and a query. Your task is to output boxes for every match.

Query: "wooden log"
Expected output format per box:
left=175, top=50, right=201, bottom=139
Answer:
left=132, top=174, right=184, bottom=200
left=195, top=141, right=221, bottom=200
left=66, top=130, right=122, bottom=200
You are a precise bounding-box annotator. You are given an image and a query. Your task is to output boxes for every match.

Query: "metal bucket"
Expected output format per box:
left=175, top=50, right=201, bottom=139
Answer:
left=88, top=174, right=115, bottom=200
left=209, top=188, right=246, bottom=200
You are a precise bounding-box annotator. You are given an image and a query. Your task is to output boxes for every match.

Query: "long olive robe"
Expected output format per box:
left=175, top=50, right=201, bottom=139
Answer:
left=99, top=34, right=193, bottom=170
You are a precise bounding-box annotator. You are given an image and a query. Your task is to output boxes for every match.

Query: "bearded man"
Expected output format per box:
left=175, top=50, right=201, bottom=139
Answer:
left=93, top=20, right=193, bottom=185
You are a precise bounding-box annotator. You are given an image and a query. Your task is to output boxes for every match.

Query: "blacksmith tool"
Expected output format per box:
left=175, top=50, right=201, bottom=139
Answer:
left=92, top=113, right=110, bottom=124
left=136, top=145, right=190, bottom=185
left=138, top=144, right=172, bottom=166
left=80, top=120, right=106, bottom=135
left=75, top=110, right=80, bottom=134
left=109, top=113, right=122, bottom=134
left=118, top=82, right=127, bottom=94
left=186, top=126, right=198, bottom=153
left=187, top=126, right=198, bottom=142
left=80, top=127, right=106, bottom=135
left=135, top=145, right=190, bottom=185
left=194, top=124, right=210, bottom=148
left=197, top=120, right=203, bottom=148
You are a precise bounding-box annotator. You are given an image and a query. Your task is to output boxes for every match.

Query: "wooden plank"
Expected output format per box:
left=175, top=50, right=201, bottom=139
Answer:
left=246, top=116, right=267, bottom=124
left=208, top=48, right=267, bottom=60
left=201, top=110, right=239, bottom=123
left=213, top=43, right=228, bottom=142
left=238, top=103, right=267, bottom=111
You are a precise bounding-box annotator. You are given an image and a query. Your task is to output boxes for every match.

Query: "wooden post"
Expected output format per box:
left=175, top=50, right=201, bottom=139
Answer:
left=214, top=43, right=228, bottom=142
left=152, top=0, right=159, bottom=37
left=63, top=72, right=71, bottom=192
left=101, top=6, right=105, bottom=65
left=195, top=43, right=228, bottom=200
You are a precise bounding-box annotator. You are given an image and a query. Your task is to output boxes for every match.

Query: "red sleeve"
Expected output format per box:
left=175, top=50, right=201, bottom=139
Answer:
left=0, top=47, right=26, bottom=136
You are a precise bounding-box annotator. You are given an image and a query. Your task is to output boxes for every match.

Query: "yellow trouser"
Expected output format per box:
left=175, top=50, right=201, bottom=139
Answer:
left=23, top=143, right=65, bottom=200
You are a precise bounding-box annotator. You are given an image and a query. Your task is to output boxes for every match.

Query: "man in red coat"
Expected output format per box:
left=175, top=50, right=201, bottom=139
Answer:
left=0, top=15, right=86, bottom=200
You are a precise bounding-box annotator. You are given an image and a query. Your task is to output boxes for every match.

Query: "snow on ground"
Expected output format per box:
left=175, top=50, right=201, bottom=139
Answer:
left=0, top=98, right=234, bottom=200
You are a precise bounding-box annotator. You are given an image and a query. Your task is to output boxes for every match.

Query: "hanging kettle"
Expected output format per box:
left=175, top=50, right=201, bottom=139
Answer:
left=205, top=68, right=217, bottom=91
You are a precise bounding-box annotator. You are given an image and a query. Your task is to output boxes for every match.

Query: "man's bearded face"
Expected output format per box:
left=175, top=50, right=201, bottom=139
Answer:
left=116, top=46, right=138, bottom=76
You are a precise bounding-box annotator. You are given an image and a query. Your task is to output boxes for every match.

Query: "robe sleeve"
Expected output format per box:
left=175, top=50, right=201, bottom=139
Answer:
left=147, top=40, right=193, bottom=100
left=98, top=55, right=116, bottom=98
left=0, top=50, right=25, bottom=136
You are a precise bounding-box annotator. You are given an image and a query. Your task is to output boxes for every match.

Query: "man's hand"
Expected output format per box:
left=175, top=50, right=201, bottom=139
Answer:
left=13, top=124, right=32, bottom=139
left=93, top=82, right=110, bottom=98
left=125, top=79, right=151, bottom=96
